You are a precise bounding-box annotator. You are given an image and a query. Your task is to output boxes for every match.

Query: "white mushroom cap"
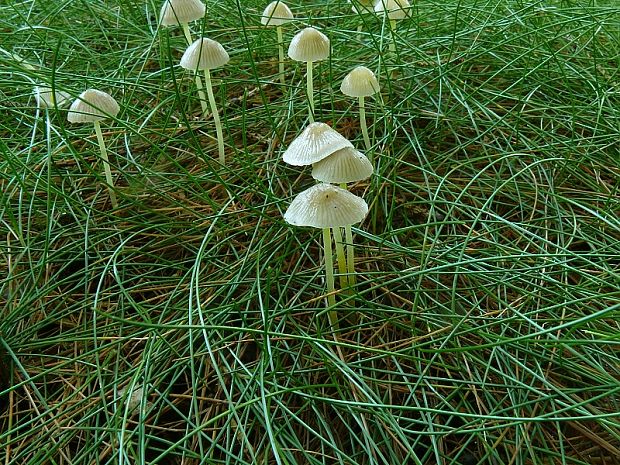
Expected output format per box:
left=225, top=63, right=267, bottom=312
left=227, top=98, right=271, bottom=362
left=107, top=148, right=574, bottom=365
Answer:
left=374, top=0, right=411, bottom=20
left=312, top=147, right=373, bottom=184
left=261, top=1, right=294, bottom=26
left=340, top=66, right=380, bottom=97
left=284, top=183, right=368, bottom=228
left=67, top=89, right=120, bottom=123
left=34, top=86, right=71, bottom=109
left=160, top=0, right=206, bottom=26
left=180, top=38, right=230, bottom=71
left=287, top=27, right=330, bottom=63
left=349, top=0, right=377, bottom=14
left=283, top=122, right=353, bottom=166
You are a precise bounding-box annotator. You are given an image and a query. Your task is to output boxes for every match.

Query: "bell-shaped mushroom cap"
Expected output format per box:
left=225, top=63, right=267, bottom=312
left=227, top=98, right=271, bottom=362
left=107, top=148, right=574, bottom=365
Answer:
left=67, top=89, right=120, bottom=123
left=374, top=0, right=411, bottom=20
left=312, top=147, right=373, bottom=184
left=284, top=183, right=368, bottom=228
left=261, top=1, right=294, bottom=26
left=287, top=27, right=330, bottom=63
left=34, top=86, right=71, bottom=109
left=160, top=0, right=206, bottom=26
left=340, top=66, right=380, bottom=97
left=283, top=122, right=353, bottom=166
left=180, top=38, right=230, bottom=70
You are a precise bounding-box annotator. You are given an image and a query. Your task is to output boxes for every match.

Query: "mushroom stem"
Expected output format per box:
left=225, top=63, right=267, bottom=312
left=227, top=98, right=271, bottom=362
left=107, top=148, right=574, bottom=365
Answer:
left=389, top=19, right=397, bottom=54
left=276, top=25, right=285, bottom=86
left=203, top=69, right=226, bottom=164
left=93, top=120, right=118, bottom=209
left=359, top=95, right=371, bottom=155
left=332, top=226, right=349, bottom=291
left=306, top=61, right=314, bottom=122
left=181, top=23, right=208, bottom=115
left=322, top=227, right=336, bottom=308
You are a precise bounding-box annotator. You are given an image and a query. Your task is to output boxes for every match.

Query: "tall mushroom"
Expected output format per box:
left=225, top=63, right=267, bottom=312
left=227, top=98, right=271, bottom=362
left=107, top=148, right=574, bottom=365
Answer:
left=340, top=66, right=380, bottom=154
left=261, top=1, right=294, bottom=86
left=67, top=89, right=120, bottom=208
left=160, top=0, right=209, bottom=114
left=284, top=183, right=368, bottom=308
left=311, top=147, right=373, bottom=288
left=374, top=0, right=411, bottom=57
left=181, top=37, right=230, bottom=164
left=287, top=27, right=330, bottom=122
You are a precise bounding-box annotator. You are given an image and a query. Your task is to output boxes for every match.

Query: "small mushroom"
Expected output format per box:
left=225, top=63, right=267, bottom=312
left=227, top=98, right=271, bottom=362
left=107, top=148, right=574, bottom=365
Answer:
left=34, top=86, right=70, bottom=109
left=261, top=1, right=294, bottom=86
left=160, top=0, right=208, bottom=114
left=341, top=66, right=380, bottom=153
left=288, top=27, right=330, bottom=122
left=284, top=183, right=368, bottom=307
left=374, top=0, right=411, bottom=56
left=67, top=89, right=120, bottom=208
left=181, top=38, right=230, bottom=164
left=311, top=147, right=373, bottom=185
left=283, top=122, right=353, bottom=166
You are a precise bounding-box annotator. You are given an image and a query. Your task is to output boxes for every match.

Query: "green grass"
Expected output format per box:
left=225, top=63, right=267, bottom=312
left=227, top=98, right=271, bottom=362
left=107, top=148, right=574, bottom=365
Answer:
left=1, top=0, right=619, bottom=464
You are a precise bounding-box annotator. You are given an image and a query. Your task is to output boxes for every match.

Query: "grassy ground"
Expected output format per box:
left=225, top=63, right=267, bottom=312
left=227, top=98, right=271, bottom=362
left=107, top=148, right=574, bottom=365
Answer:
left=1, top=0, right=619, bottom=464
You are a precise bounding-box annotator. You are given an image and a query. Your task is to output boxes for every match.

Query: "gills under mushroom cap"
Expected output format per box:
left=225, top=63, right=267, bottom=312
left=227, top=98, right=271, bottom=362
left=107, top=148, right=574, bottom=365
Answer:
left=180, top=38, right=230, bottom=70
left=160, top=0, right=206, bottom=26
left=340, top=66, right=380, bottom=97
left=374, top=0, right=411, bottom=20
left=67, top=89, right=120, bottom=123
left=284, top=183, right=368, bottom=228
left=261, top=1, right=294, bottom=26
left=283, top=122, right=353, bottom=166
left=287, top=27, right=330, bottom=63
left=311, top=147, right=373, bottom=184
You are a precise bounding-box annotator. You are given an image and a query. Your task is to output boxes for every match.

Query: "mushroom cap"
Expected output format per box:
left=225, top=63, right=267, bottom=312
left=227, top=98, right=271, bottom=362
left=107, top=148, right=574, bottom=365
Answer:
left=261, top=1, right=294, bottom=26
left=311, top=147, right=374, bottom=184
left=67, top=89, right=119, bottom=123
left=340, top=66, right=380, bottom=97
left=180, top=38, right=230, bottom=71
left=34, top=86, right=71, bottom=109
left=283, top=122, right=353, bottom=166
left=374, top=0, right=411, bottom=20
left=284, top=183, right=368, bottom=228
left=160, top=0, right=206, bottom=26
left=349, top=0, right=377, bottom=14
left=287, top=27, right=330, bottom=63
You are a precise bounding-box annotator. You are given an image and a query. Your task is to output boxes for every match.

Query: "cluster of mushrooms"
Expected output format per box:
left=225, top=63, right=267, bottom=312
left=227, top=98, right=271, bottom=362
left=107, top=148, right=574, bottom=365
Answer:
left=34, top=0, right=412, bottom=307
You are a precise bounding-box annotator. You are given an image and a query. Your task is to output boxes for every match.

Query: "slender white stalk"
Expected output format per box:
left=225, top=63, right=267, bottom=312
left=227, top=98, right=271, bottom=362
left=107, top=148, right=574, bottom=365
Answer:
left=322, top=228, right=336, bottom=308
left=359, top=95, right=371, bottom=155
left=307, top=61, right=314, bottom=122
left=389, top=19, right=396, bottom=54
left=276, top=26, right=285, bottom=86
left=203, top=69, right=226, bottom=164
left=181, top=22, right=208, bottom=115
left=93, top=120, right=118, bottom=209
left=332, top=226, right=348, bottom=290
left=344, top=224, right=356, bottom=287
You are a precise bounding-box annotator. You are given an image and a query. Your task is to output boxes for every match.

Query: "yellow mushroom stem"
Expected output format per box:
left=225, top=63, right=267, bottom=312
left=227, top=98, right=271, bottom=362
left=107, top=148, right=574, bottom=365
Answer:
left=359, top=95, right=371, bottom=155
left=322, top=228, right=337, bottom=308
left=203, top=69, right=226, bottom=165
left=307, top=61, right=314, bottom=122
left=93, top=120, right=118, bottom=209
left=276, top=26, right=286, bottom=86
left=332, top=226, right=349, bottom=290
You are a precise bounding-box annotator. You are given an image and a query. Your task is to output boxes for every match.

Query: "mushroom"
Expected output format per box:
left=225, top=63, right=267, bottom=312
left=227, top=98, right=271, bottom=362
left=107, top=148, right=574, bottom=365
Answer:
left=181, top=37, right=230, bottom=164
left=284, top=183, right=368, bottom=307
left=341, top=66, right=380, bottom=153
left=374, top=0, right=411, bottom=56
left=34, top=86, right=70, bottom=109
left=282, top=122, right=353, bottom=166
left=261, top=1, right=294, bottom=86
left=160, top=0, right=208, bottom=114
left=312, top=147, right=373, bottom=288
left=287, top=27, right=330, bottom=122
left=67, top=89, right=121, bottom=208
